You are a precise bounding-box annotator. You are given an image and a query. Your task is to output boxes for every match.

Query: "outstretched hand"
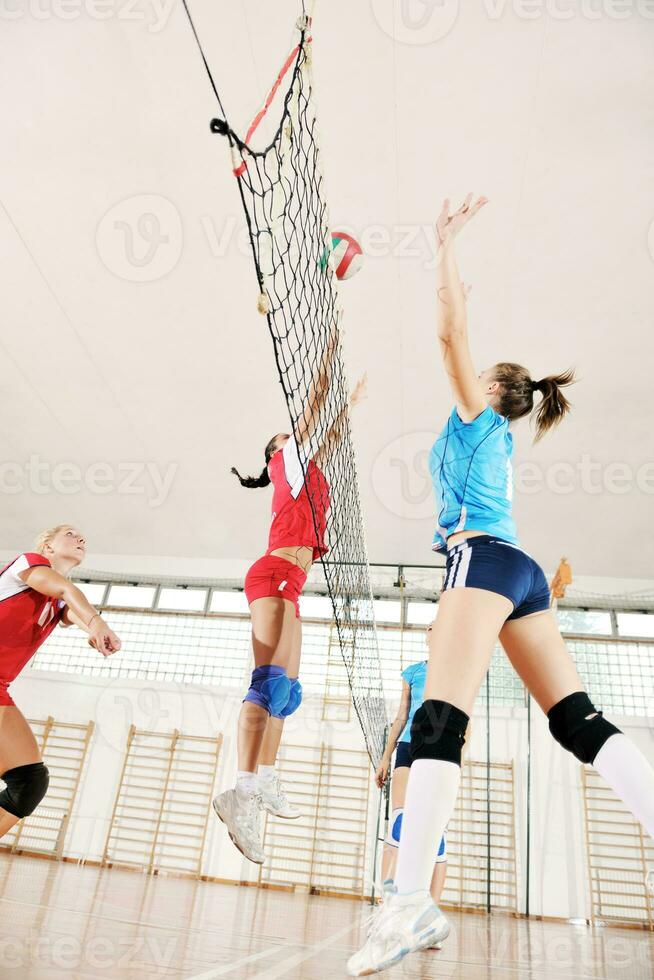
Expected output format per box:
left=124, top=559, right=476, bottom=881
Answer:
left=436, top=193, right=488, bottom=248
left=350, top=372, right=368, bottom=408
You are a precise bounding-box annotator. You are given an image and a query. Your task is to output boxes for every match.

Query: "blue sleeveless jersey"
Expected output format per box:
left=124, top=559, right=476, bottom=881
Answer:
left=429, top=406, right=518, bottom=552
left=399, top=661, right=427, bottom=743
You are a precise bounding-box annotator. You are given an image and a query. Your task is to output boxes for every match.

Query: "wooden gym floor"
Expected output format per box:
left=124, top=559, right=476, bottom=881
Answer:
left=0, top=853, right=652, bottom=979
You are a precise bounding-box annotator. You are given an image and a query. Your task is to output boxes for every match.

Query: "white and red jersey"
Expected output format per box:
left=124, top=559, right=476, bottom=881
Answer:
left=0, top=553, right=65, bottom=687
left=266, top=438, right=330, bottom=560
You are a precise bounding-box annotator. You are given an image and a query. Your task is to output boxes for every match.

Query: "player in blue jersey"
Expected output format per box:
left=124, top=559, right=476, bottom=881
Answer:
left=375, top=625, right=448, bottom=931
left=348, top=195, right=654, bottom=976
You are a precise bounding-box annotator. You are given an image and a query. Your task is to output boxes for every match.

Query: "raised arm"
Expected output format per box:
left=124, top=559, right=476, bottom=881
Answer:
left=294, top=330, right=339, bottom=447
left=313, top=372, right=367, bottom=468
left=19, top=565, right=121, bottom=656
left=436, top=194, right=488, bottom=422
left=375, top=680, right=411, bottom=788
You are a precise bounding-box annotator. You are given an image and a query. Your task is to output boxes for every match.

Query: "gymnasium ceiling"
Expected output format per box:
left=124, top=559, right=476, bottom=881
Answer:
left=2, top=2, right=653, bottom=579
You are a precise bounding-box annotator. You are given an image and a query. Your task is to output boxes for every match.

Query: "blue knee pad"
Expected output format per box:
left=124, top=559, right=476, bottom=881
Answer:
left=274, top=678, right=302, bottom=719
left=386, top=808, right=403, bottom=848
left=244, top=665, right=291, bottom=716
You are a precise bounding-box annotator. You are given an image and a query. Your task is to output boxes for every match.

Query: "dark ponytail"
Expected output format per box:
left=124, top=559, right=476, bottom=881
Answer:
left=531, top=369, right=575, bottom=441
left=493, top=362, right=575, bottom=442
left=230, top=433, right=288, bottom=489
left=230, top=466, right=270, bottom=489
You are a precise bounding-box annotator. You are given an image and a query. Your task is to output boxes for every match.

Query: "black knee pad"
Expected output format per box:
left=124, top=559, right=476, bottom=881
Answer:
left=0, top=762, right=50, bottom=818
left=548, top=692, right=621, bottom=765
left=409, top=700, right=470, bottom=766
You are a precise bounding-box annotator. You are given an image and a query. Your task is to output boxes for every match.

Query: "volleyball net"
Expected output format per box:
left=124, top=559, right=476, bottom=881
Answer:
left=182, top=5, right=388, bottom=766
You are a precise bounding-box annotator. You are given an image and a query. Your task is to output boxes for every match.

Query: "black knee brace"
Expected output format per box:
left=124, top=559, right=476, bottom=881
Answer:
left=0, top=762, right=50, bottom=818
left=409, top=699, right=470, bottom=766
left=548, top=692, right=621, bottom=765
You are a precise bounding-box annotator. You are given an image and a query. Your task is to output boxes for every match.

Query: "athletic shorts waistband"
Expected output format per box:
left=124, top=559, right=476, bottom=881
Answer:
left=446, top=535, right=523, bottom=556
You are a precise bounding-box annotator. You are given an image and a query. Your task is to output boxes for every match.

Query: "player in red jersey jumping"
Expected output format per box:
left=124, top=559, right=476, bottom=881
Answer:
left=214, top=337, right=367, bottom=863
left=0, top=525, right=121, bottom=839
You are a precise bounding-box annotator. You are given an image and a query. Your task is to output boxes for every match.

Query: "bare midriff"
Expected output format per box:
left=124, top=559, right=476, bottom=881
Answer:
left=445, top=529, right=490, bottom=550
left=269, top=546, right=314, bottom=575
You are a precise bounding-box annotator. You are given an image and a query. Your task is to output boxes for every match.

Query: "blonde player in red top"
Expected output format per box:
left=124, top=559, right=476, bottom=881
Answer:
left=214, top=337, right=367, bottom=863
left=0, top=525, right=121, bottom=839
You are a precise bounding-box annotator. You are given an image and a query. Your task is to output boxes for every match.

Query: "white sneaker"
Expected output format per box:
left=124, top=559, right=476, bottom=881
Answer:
left=213, top=787, right=265, bottom=864
left=364, top=880, right=396, bottom=936
left=259, top=774, right=301, bottom=819
left=346, top=890, right=449, bottom=977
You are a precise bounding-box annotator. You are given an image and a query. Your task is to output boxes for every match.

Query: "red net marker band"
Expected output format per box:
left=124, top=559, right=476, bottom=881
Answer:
left=233, top=34, right=313, bottom=177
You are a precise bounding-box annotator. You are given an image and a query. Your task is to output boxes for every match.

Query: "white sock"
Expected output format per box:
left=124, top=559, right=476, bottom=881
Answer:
left=236, top=770, right=258, bottom=794
left=257, top=765, right=275, bottom=783
left=395, top=759, right=461, bottom=895
left=593, top=733, right=654, bottom=839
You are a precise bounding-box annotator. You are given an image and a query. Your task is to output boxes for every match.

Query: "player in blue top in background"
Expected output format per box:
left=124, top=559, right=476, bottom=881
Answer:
left=348, top=195, right=654, bottom=976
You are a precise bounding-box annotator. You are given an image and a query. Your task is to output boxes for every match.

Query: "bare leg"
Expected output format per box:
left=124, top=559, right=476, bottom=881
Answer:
left=0, top=706, right=42, bottom=839
left=381, top=765, right=409, bottom=883
left=258, top=716, right=285, bottom=768
left=429, top=861, right=447, bottom=904
left=237, top=596, right=298, bottom=773
left=422, top=588, right=514, bottom=711
left=499, top=609, right=584, bottom=712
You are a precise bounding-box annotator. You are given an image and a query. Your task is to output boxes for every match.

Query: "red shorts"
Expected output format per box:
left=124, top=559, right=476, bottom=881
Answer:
left=244, top=556, right=308, bottom=619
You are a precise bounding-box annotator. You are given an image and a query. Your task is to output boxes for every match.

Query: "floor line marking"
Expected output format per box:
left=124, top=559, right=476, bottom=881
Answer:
left=182, top=944, right=284, bottom=980
left=244, top=921, right=357, bottom=980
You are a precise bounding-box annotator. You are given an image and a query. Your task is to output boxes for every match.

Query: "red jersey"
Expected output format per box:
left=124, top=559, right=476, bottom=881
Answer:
left=266, top=438, right=330, bottom=560
left=0, top=553, right=65, bottom=690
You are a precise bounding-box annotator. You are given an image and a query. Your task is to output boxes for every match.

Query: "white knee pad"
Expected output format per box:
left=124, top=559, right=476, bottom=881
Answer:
left=435, top=831, right=447, bottom=865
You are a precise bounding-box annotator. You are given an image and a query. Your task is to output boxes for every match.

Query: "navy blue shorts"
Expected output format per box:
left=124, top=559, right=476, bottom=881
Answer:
left=442, top=535, right=550, bottom=620
left=394, top=742, right=412, bottom=769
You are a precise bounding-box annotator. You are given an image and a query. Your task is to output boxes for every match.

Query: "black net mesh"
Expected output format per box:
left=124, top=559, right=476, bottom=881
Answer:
left=211, top=18, right=387, bottom=767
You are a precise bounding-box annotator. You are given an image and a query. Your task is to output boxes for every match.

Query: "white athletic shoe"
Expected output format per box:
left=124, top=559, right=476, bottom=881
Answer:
left=213, top=787, right=265, bottom=864
left=259, top=774, right=301, bottom=819
left=346, top=889, right=449, bottom=976
left=365, top=881, right=396, bottom=935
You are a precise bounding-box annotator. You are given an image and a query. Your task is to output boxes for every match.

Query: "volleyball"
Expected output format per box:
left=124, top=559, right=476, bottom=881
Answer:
left=330, top=231, right=364, bottom=280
